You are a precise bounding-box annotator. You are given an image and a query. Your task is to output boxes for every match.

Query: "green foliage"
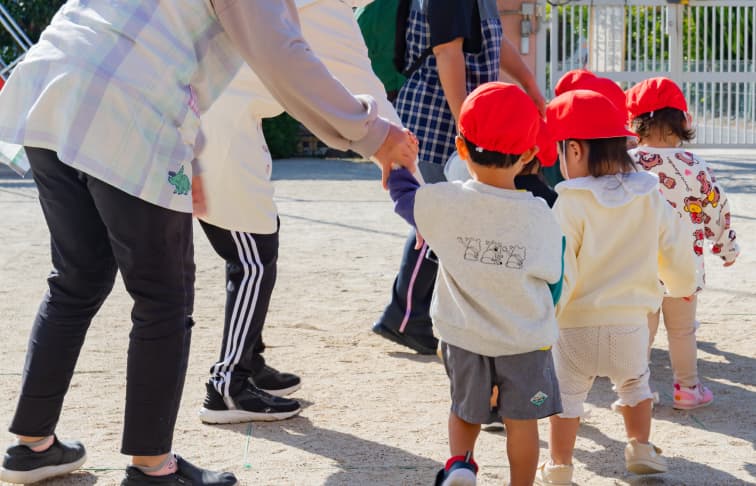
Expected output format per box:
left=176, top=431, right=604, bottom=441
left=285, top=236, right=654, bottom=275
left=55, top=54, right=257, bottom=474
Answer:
left=262, top=113, right=300, bottom=160
left=0, top=0, right=66, bottom=65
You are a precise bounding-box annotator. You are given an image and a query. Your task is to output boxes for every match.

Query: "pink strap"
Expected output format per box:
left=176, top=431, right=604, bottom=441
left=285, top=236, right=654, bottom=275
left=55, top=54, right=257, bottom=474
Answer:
left=399, top=242, right=427, bottom=333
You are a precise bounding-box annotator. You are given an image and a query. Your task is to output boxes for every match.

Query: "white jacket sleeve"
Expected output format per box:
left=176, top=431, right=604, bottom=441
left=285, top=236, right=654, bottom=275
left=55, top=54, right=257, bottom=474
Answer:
left=552, top=196, right=583, bottom=317
left=212, top=0, right=390, bottom=159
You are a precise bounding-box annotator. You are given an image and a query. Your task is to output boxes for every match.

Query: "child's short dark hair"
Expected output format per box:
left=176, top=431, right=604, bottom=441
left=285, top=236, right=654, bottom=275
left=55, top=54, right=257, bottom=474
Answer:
left=462, top=136, right=520, bottom=168
left=631, top=107, right=695, bottom=142
left=564, top=137, right=636, bottom=177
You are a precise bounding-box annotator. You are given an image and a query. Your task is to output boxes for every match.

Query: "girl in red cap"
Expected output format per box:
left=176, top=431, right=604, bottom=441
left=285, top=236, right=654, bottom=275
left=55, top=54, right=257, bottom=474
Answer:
left=539, top=90, right=698, bottom=484
left=626, top=76, right=739, bottom=411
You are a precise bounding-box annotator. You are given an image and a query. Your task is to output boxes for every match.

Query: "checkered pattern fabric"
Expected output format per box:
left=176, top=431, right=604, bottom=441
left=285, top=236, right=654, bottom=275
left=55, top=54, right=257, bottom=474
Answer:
left=395, top=7, right=503, bottom=166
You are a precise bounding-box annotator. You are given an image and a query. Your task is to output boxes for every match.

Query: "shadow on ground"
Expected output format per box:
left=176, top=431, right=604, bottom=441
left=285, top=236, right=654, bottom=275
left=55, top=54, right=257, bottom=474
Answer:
left=212, top=415, right=441, bottom=485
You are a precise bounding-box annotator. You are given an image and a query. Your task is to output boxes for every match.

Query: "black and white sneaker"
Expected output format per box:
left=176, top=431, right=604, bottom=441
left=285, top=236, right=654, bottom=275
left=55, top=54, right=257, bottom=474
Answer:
left=0, top=436, right=86, bottom=484
left=121, top=454, right=237, bottom=485
left=199, top=382, right=301, bottom=424
left=250, top=365, right=301, bottom=397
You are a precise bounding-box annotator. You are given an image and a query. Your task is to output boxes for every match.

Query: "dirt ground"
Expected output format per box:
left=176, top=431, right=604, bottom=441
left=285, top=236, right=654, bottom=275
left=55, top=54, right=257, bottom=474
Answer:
left=0, top=149, right=753, bottom=485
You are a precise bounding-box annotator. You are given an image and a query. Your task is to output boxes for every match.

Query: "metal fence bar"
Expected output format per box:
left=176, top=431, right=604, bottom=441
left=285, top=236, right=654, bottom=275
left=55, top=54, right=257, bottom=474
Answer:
left=752, top=6, right=756, bottom=144
left=727, top=5, right=732, bottom=144
left=0, top=3, right=32, bottom=80
left=544, top=0, right=754, bottom=146
left=0, top=4, right=32, bottom=50
left=719, top=7, right=724, bottom=144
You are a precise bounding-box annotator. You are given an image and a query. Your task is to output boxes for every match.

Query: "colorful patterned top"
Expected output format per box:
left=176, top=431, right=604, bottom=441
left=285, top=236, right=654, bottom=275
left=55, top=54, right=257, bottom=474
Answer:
left=629, top=146, right=739, bottom=289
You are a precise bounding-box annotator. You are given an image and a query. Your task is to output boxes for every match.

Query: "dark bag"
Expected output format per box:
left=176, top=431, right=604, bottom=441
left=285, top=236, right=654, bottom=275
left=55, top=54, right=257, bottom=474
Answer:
left=393, top=0, right=432, bottom=78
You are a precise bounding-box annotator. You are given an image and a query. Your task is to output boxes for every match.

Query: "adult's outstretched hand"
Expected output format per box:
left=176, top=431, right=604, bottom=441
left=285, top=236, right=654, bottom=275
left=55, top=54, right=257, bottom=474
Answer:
left=373, top=124, right=419, bottom=189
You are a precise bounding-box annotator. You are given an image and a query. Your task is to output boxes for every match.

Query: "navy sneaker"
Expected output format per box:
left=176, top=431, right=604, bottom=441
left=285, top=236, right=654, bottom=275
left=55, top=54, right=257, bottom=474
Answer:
left=250, top=365, right=301, bottom=397
left=434, top=453, right=478, bottom=486
left=121, top=455, right=236, bottom=485
left=0, top=436, right=86, bottom=484
left=199, top=382, right=301, bottom=424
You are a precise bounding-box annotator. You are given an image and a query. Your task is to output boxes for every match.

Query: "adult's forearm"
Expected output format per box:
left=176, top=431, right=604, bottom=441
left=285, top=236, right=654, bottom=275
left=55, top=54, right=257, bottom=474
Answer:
left=499, top=35, right=538, bottom=91
left=433, top=38, right=467, bottom=126
left=213, top=0, right=389, bottom=158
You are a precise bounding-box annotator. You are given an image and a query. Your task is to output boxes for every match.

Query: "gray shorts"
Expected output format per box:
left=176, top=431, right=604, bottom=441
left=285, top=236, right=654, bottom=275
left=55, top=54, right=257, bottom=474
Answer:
left=441, top=342, right=562, bottom=423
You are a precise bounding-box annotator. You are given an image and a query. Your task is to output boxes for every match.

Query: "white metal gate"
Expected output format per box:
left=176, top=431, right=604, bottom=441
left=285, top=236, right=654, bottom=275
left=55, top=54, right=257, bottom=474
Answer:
left=537, top=0, right=756, bottom=147
left=0, top=2, right=32, bottom=81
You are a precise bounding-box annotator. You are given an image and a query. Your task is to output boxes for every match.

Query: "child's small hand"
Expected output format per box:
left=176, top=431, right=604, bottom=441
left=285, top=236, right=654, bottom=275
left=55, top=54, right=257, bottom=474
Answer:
left=374, top=124, right=419, bottom=189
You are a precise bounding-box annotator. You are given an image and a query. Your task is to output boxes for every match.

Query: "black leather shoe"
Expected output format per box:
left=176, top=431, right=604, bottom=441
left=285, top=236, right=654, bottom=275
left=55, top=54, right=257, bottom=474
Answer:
left=121, top=455, right=237, bottom=485
left=0, top=436, right=86, bottom=484
left=372, top=322, right=438, bottom=355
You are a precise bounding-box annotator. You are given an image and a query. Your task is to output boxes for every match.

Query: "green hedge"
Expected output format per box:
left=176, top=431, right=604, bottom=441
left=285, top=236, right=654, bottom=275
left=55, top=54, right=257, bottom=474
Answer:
left=262, top=113, right=301, bottom=159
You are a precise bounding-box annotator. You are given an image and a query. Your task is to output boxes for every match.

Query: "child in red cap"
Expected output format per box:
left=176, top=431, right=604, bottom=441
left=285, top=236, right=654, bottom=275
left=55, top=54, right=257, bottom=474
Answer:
left=388, top=82, right=564, bottom=486
left=539, top=90, right=698, bottom=484
left=549, top=69, right=633, bottom=183
left=444, top=119, right=559, bottom=207
left=626, top=76, right=739, bottom=410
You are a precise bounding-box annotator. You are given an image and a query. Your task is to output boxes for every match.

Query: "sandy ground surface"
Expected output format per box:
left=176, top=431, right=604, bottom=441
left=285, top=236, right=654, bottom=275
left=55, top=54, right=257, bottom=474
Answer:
left=0, top=149, right=753, bottom=486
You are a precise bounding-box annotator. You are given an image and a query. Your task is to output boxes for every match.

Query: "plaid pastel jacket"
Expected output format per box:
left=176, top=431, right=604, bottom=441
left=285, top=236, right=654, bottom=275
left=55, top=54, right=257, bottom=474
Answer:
left=0, top=0, right=242, bottom=212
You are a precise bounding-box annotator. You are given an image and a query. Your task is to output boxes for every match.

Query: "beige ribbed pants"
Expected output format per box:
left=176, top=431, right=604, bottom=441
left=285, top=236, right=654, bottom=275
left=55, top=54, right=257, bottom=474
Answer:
left=648, top=296, right=699, bottom=387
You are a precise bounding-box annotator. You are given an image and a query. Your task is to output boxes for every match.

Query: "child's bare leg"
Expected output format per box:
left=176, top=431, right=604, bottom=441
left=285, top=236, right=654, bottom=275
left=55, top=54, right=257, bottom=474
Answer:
left=549, top=415, right=580, bottom=465
left=619, top=398, right=652, bottom=443
left=503, top=418, right=539, bottom=486
left=448, top=412, right=481, bottom=456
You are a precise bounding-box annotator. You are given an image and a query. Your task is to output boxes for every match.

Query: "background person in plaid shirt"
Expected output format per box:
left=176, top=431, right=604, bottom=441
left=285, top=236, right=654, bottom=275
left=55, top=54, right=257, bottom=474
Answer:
left=372, top=0, right=547, bottom=355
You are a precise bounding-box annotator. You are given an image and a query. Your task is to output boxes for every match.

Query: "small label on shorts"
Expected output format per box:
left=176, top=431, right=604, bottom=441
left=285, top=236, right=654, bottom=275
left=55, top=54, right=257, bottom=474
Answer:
left=530, top=391, right=548, bottom=407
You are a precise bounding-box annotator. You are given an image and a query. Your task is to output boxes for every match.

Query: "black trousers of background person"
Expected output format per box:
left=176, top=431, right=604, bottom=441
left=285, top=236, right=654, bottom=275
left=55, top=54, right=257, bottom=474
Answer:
left=198, top=220, right=278, bottom=399
left=375, top=161, right=445, bottom=337
left=10, top=148, right=194, bottom=456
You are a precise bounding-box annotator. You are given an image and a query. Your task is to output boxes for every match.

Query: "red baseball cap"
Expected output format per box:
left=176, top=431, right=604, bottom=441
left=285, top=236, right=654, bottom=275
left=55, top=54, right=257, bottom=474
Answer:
left=535, top=120, right=557, bottom=167
left=625, top=77, right=688, bottom=120
left=459, top=82, right=539, bottom=155
left=578, top=77, right=627, bottom=114
left=554, top=69, right=597, bottom=96
left=546, top=89, right=636, bottom=141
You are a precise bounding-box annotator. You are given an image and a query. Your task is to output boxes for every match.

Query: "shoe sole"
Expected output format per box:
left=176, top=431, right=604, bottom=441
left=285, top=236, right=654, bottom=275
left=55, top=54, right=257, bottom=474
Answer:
left=260, top=382, right=301, bottom=398
left=372, top=323, right=436, bottom=355
left=673, top=397, right=713, bottom=410
left=0, top=454, right=87, bottom=484
left=535, top=478, right=572, bottom=486
left=199, top=407, right=301, bottom=424
left=626, top=460, right=668, bottom=475
left=442, top=468, right=477, bottom=486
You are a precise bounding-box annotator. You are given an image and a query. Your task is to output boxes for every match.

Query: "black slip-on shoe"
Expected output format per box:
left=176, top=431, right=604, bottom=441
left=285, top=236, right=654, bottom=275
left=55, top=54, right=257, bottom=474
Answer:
left=0, top=436, right=86, bottom=484
left=121, top=455, right=237, bottom=486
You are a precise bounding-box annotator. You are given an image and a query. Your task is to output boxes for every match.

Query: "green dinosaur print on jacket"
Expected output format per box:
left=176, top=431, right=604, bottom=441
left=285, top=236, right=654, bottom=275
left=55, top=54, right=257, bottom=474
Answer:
left=168, top=166, right=191, bottom=195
